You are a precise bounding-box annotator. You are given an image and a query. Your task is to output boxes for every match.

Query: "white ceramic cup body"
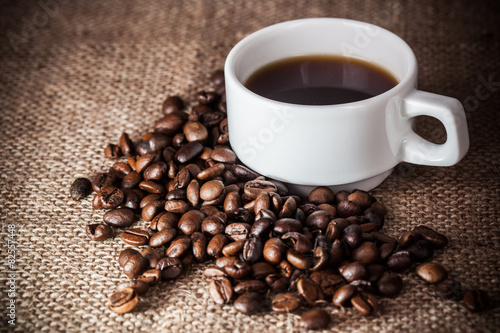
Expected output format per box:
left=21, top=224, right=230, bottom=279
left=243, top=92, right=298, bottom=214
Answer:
left=225, top=18, right=469, bottom=194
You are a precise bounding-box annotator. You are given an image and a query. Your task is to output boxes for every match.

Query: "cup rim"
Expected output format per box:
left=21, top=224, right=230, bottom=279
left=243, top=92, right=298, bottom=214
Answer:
left=225, top=17, right=417, bottom=110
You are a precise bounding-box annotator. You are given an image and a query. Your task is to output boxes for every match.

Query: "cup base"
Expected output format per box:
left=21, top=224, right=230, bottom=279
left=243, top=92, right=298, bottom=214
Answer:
left=283, top=169, right=394, bottom=198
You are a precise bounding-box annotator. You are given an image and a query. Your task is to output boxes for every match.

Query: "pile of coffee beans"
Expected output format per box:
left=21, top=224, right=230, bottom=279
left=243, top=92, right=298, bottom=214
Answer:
left=71, top=69, right=489, bottom=329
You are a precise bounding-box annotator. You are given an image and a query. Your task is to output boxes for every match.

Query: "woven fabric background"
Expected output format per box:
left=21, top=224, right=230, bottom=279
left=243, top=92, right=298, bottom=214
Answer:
left=0, top=0, right=499, bottom=332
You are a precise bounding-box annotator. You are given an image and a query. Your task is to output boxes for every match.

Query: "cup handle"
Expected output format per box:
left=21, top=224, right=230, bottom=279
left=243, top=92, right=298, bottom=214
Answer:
left=400, top=90, right=469, bottom=166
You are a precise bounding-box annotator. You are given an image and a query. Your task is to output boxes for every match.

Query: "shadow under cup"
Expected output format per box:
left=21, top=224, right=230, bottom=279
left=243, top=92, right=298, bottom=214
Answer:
left=224, top=18, right=466, bottom=196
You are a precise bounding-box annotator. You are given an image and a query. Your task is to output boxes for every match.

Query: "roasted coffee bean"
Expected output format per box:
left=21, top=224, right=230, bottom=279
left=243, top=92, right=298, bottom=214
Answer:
left=140, top=248, right=161, bottom=268
left=231, top=164, right=260, bottom=182
left=277, top=259, right=294, bottom=279
left=165, top=200, right=190, bottom=213
left=305, top=210, right=332, bottom=231
left=86, top=224, right=113, bottom=241
left=196, top=90, right=219, bottom=105
left=435, top=279, right=464, bottom=301
left=108, top=287, right=139, bottom=314
left=337, top=200, right=362, bottom=218
left=104, top=143, right=122, bottom=159
left=351, top=241, right=380, bottom=265
left=265, top=273, right=289, bottom=292
left=224, top=259, right=252, bottom=279
left=156, top=257, right=183, bottom=280
left=92, top=172, right=117, bottom=192
left=278, top=196, right=297, bottom=219
left=103, top=208, right=135, bottom=228
left=243, top=177, right=277, bottom=199
left=117, top=280, right=149, bottom=296
left=308, top=186, right=335, bottom=205
left=138, top=268, right=162, bottom=285
left=225, top=222, right=251, bottom=241
left=222, top=240, right=245, bottom=257
left=282, top=232, right=313, bottom=254
left=250, top=217, right=273, bottom=238
left=99, top=186, right=124, bottom=209
left=398, top=231, right=420, bottom=248
left=142, top=200, right=165, bottom=222
left=387, top=250, right=413, bottom=273
left=351, top=279, right=374, bottom=293
left=118, top=248, right=140, bottom=267
left=207, top=234, right=229, bottom=258
left=366, top=264, right=385, bottom=283
left=351, top=293, right=379, bottom=316
left=154, top=111, right=187, bottom=136
left=162, top=95, right=184, bottom=114
left=310, top=270, right=345, bottom=297
left=118, top=132, right=134, bottom=157
left=201, top=215, right=226, bottom=236
left=70, top=178, right=92, bottom=200
left=149, top=228, right=177, bottom=247
left=199, top=179, right=225, bottom=201
left=271, top=292, right=302, bottom=313
left=166, top=188, right=187, bottom=201
left=234, top=280, right=267, bottom=294
left=209, top=145, right=236, bottom=163
left=287, top=249, right=313, bottom=270
left=376, top=273, right=403, bottom=297
left=189, top=231, right=207, bottom=261
left=208, top=277, right=233, bottom=305
left=121, top=171, right=141, bottom=189
left=335, top=190, right=350, bottom=203
left=139, top=180, right=165, bottom=194
left=138, top=133, right=171, bottom=154
left=140, top=193, right=161, bottom=209
left=204, top=266, right=228, bottom=279
left=406, top=239, right=434, bottom=262
left=299, top=308, right=331, bottom=330
left=135, top=152, right=156, bottom=173
left=166, top=235, right=191, bottom=258
left=252, top=192, right=270, bottom=214
left=341, top=262, right=368, bottom=283
left=415, top=263, right=448, bottom=284
left=363, top=207, right=385, bottom=230
left=347, top=191, right=372, bottom=209
left=121, top=228, right=150, bottom=246
left=150, top=211, right=178, bottom=231
left=234, top=292, right=262, bottom=315
left=333, top=284, right=357, bottom=307
left=413, top=225, right=448, bottom=249
left=311, top=246, right=329, bottom=271
left=111, top=161, right=131, bottom=178
left=122, top=252, right=149, bottom=279
left=183, top=120, right=209, bottom=143
left=379, top=241, right=397, bottom=261
left=215, top=256, right=239, bottom=269
left=463, top=290, right=489, bottom=312
left=297, top=278, right=325, bottom=305
left=263, top=238, right=286, bottom=265
left=251, top=261, right=277, bottom=279
left=342, top=224, right=363, bottom=249
left=329, top=239, right=344, bottom=266
left=143, top=162, right=167, bottom=181
left=174, top=141, right=204, bottom=164
left=242, top=236, right=264, bottom=262
left=177, top=210, right=204, bottom=235
left=325, top=219, right=346, bottom=241
left=274, top=218, right=302, bottom=235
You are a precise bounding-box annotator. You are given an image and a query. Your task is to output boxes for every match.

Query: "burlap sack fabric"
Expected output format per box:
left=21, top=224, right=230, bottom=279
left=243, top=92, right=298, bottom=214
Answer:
left=0, top=0, right=498, bottom=332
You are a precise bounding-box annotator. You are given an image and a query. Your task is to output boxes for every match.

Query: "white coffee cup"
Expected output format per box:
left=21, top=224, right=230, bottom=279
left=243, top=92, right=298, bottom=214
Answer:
left=224, top=18, right=469, bottom=196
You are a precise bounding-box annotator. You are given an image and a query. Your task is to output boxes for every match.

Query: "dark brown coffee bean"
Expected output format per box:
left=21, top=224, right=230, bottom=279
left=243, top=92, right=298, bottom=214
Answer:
left=234, top=292, right=262, bottom=315
left=271, top=292, right=302, bottom=313
left=234, top=280, right=267, bottom=294
left=333, top=284, right=357, bottom=307
left=149, top=228, right=177, bottom=248
left=139, top=180, right=165, bottom=194
left=282, top=232, right=313, bottom=254
left=231, top=164, right=259, bottom=182
left=406, top=239, right=434, bottom=262
left=208, top=277, right=233, bottom=305
left=308, top=186, right=335, bottom=205
left=415, top=263, right=448, bottom=284
left=165, top=235, right=191, bottom=258
left=174, top=141, right=204, bottom=164
left=117, top=280, right=149, bottom=296
left=183, top=120, right=209, bottom=143
left=70, top=178, right=92, bottom=200
left=207, top=234, right=229, bottom=258
left=342, top=224, right=363, bottom=249
left=142, top=200, right=165, bottom=222
left=99, top=186, right=124, bottom=209
left=250, top=217, right=273, bottom=238
left=242, top=236, right=264, bottom=262
left=140, top=193, right=161, bottom=209
left=351, top=242, right=380, bottom=265
left=86, top=224, right=113, bottom=241
left=352, top=293, right=379, bottom=315
left=200, top=179, right=225, bottom=201
left=103, top=208, right=135, bottom=228
left=265, top=273, right=289, bottom=292
left=224, top=222, right=251, bottom=241
left=310, top=270, right=345, bottom=297
left=398, top=231, right=420, bottom=248
left=341, top=262, right=368, bottom=282
left=118, top=248, right=140, bottom=267
left=166, top=188, right=187, bottom=201
left=122, top=252, right=149, bottom=279
left=305, top=210, right=332, bottom=231
left=251, top=261, right=277, bottom=279
left=325, top=219, right=346, bottom=241
left=376, top=273, right=403, bottom=297
left=287, top=249, right=313, bottom=270
left=278, top=196, right=297, bottom=219
left=138, top=133, right=171, bottom=154
left=154, top=111, right=187, bottom=136
left=121, top=228, right=150, bottom=246
left=435, top=279, right=463, bottom=301
left=413, top=225, right=448, bottom=249
left=222, top=240, right=245, bottom=257
left=210, top=69, right=225, bottom=86
left=347, top=191, right=372, bottom=209
left=273, top=218, right=302, bottom=235
left=197, top=163, right=225, bottom=180
left=299, top=308, right=331, bottom=330
left=210, top=145, right=236, bottom=163
left=165, top=200, right=190, bottom=213
left=140, top=248, right=162, bottom=269
left=117, top=132, right=134, bottom=157
left=244, top=177, right=277, bottom=199
left=311, top=246, right=329, bottom=271
left=363, top=207, right=385, bottom=230
left=177, top=209, right=204, bottom=236
left=92, top=172, right=117, bottom=192
left=379, top=241, right=397, bottom=261
left=150, top=211, right=178, bottom=231
left=108, top=287, right=138, bottom=314
left=263, top=238, right=286, bottom=265
left=162, top=96, right=185, bottom=114
left=387, top=250, right=413, bottom=273
left=156, top=257, right=183, bottom=280
left=186, top=232, right=205, bottom=262
left=104, top=143, right=122, bottom=159
left=204, top=266, right=228, bottom=278
left=366, top=264, right=385, bottom=283
left=138, top=268, right=162, bottom=285
left=297, top=278, right=325, bottom=306
left=463, top=290, right=489, bottom=312
left=135, top=152, right=156, bottom=173
left=120, top=171, right=141, bottom=189
left=143, top=162, right=167, bottom=181
left=201, top=215, right=226, bottom=236
left=337, top=200, right=362, bottom=218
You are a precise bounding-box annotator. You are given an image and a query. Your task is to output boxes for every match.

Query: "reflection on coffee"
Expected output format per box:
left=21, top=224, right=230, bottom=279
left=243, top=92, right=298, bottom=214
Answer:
left=245, top=55, right=398, bottom=105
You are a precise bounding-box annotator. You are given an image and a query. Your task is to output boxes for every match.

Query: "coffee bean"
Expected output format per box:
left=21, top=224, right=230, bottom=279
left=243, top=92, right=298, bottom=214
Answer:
left=415, top=263, right=448, bottom=284
left=222, top=239, right=245, bottom=257
left=435, top=279, right=463, bottom=301
left=265, top=273, right=289, bottom=292
left=387, top=250, right=413, bottom=273
left=207, top=234, right=229, bottom=258
left=165, top=200, right=190, bottom=213
left=225, top=259, right=252, bottom=279
left=263, top=238, right=286, bottom=265
left=363, top=207, right=385, bottom=230
left=175, top=141, right=204, bottom=164
left=234, top=280, right=267, bottom=294
left=148, top=227, right=177, bottom=247
left=165, top=235, right=191, bottom=258
left=242, top=236, right=264, bottom=262
left=342, top=224, right=363, bottom=249
left=251, top=261, right=277, bottom=279
left=310, top=270, right=345, bottom=297
left=307, top=186, right=335, bottom=205
left=199, top=179, right=225, bottom=201
left=271, top=292, right=302, bottom=313
left=122, top=252, right=149, bottom=279
left=150, top=211, right=178, bottom=231
left=140, top=248, right=162, bottom=268
left=305, top=210, right=332, bottom=231
left=104, top=143, right=122, bottom=159
left=244, top=177, right=277, bottom=199
left=297, top=278, right=325, bottom=305
left=183, top=121, right=209, bottom=143
left=154, top=111, right=187, bottom=136
left=204, top=266, right=228, bottom=279
left=103, top=208, right=135, bottom=228
left=337, top=200, right=362, bottom=218
left=117, top=280, right=149, bottom=296
left=398, top=231, right=420, bottom=248
left=121, top=228, right=150, bottom=246
left=70, top=178, right=92, bottom=200
left=299, top=308, right=330, bottom=330
left=86, top=224, right=113, bottom=241
left=234, top=292, right=262, bottom=315
left=99, top=186, right=124, bottom=209
left=208, top=277, right=233, bottom=305
left=274, top=218, right=303, bottom=235
left=463, top=290, right=489, bottom=312
left=282, top=232, right=313, bottom=254
left=351, top=293, right=379, bottom=315
left=210, top=145, right=236, bottom=163
left=191, top=231, right=208, bottom=261
left=341, top=262, right=368, bottom=282
left=138, top=268, right=162, bottom=285
left=162, top=96, right=185, bottom=114
left=406, top=239, right=434, bottom=262
left=376, top=273, right=403, bottom=297
left=177, top=210, right=205, bottom=236
left=118, top=132, right=134, bottom=157
left=413, top=225, right=448, bottom=249
left=351, top=241, right=380, bottom=264
left=156, top=257, right=183, bottom=279
left=139, top=180, right=165, bottom=194
left=108, top=287, right=139, bottom=314
left=332, top=284, right=357, bottom=307
left=118, top=248, right=140, bottom=267
left=135, top=152, right=157, bottom=173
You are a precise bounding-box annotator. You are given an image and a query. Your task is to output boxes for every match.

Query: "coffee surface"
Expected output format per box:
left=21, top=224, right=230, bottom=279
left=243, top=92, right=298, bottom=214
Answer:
left=245, top=55, right=398, bottom=105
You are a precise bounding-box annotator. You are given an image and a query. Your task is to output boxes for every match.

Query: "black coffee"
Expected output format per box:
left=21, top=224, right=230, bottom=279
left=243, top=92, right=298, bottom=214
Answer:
left=245, top=55, right=398, bottom=105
